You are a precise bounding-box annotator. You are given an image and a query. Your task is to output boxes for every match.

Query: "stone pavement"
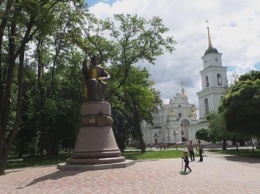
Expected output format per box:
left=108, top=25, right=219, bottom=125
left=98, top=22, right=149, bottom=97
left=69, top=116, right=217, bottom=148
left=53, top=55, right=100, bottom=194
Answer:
left=1, top=152, right=260, bottom=194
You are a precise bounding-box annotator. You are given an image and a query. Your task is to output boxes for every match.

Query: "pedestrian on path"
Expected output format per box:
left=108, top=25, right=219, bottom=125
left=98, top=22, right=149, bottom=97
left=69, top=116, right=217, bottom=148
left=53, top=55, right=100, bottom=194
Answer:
left=182, top=151, right=192, bottom=172
left=197, top=140, right=203, bottom=162
left=187, top=140, right=195, bottom=161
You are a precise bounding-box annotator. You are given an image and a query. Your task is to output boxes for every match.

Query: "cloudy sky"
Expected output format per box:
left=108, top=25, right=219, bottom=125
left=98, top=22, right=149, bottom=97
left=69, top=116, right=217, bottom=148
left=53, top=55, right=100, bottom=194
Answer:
left=86, top=0, right=260, bottom=109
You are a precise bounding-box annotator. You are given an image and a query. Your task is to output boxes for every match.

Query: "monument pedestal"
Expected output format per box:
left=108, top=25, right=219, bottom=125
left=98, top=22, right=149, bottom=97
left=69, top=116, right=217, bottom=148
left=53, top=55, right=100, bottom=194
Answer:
left=57, top=101, right=134, bottom=170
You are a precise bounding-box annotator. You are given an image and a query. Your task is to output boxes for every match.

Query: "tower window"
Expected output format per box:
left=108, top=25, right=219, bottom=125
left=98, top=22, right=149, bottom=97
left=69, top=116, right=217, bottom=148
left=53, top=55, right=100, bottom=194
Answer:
left=205, top=98, right=209, bottom=114
left=217, top=74, right=222, bottom=85
left=215, top=58, right=218, bottom=61
left=179, top=105, right=181, bottom=107
left=205, top=76, right=209, bottom=87
left=179, top=113, right=182, bottom=117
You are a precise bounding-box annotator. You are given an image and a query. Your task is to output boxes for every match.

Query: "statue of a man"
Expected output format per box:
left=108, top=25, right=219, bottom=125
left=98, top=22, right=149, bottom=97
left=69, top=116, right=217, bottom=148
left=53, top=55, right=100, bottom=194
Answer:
left=82, top=50, right=110, bottom=101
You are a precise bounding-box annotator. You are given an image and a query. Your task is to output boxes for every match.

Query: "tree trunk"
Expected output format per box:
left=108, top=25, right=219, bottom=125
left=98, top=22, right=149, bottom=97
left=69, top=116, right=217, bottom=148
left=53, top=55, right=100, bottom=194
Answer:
left=139, top=137, right=146, bottom=153
left=0, top=47, right=25, bottom=176
left=251, top=138, right=255, bottom=151
left=222, top=139, right=227, bottom=150
left=115, top=118, right=126, bottom=152
left=0, top=18, right=17, bottom=176
left=42, top=126, right=53, bottom=158
left=135, top=123, right=145, bottom=153
left=0, top=146, right=8, bottom=175
left=18, top=140, right=25, bottom=158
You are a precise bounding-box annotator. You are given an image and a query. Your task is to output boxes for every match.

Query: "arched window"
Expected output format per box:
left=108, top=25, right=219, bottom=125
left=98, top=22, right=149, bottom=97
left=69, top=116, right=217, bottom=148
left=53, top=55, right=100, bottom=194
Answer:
left=205, top=76, right=209, bottom=87
left=205, top=98, right=209, bottom=114
left=217, top=74, right=222, bottom=85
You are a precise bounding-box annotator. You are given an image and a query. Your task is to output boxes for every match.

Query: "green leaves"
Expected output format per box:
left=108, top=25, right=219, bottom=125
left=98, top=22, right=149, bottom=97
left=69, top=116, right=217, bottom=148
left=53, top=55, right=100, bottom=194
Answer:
left=195, top=128, right=212, bottom=142
left=104, top=13, right=176, bottom=64
left=207, top=112, right=230, bottom=142
left=219, top=71, right=260, bottom=137
left=0, top=3, right=175, bottom=159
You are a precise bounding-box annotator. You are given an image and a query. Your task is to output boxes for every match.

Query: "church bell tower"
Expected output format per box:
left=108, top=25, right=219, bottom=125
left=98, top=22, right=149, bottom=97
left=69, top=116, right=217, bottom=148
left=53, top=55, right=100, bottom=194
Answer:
left=197, top=26, right=228, bottom=120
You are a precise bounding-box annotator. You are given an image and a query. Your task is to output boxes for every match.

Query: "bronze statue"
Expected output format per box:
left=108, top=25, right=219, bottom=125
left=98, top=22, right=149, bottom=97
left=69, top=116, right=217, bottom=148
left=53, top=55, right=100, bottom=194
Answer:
left=58, top=48, right=132, bottom=170
left=82, top=49, right=110, bottom=101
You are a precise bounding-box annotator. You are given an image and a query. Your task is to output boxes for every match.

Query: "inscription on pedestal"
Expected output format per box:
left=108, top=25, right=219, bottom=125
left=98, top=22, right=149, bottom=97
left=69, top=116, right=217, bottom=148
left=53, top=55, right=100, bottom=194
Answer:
left=80, top=112, right=113, bottom=127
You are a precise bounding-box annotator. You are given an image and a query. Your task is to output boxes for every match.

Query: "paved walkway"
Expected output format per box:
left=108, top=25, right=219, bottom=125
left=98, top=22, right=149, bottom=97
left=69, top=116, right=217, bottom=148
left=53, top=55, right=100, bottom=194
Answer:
left=1, top=152, right=260, bottom=194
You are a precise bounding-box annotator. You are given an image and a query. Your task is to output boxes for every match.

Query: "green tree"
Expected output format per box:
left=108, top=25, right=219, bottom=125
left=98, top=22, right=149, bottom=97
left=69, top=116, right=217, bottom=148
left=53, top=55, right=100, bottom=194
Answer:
left=107, top=66, right=162, bottom=152
left=219, top=70, right=260, bottom=138
left=103, top=14, right=175, bottom=152
left=195, top=128, right=212, bottom=142
left=0, top=0, right=59, bottom=175
left=0, top=0, right=87, bottom=175
left=19, top=1, right=87, bottom=157
left=239, top=70, right=260, bottom=82
left=207, top=112, right=230, bottom=150
left=79, top=13, right=175, bottom=152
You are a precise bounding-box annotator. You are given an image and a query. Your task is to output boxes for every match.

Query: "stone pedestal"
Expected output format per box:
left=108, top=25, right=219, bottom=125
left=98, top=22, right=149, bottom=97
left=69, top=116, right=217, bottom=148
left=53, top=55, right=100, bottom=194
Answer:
left=57, top=101, right=134, bottom=170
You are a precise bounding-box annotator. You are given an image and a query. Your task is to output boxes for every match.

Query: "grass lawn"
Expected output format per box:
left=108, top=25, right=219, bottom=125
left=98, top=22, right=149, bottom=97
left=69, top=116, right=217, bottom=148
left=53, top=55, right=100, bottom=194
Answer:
left=6, top=150, right=183, bottom=169
left=208, top=149, right=260, bottom=159
left=6, top=149, right=260, bottom=170
left=6, top=155, right=70, bottom=169
left=122, top=150, right=183, bottom=160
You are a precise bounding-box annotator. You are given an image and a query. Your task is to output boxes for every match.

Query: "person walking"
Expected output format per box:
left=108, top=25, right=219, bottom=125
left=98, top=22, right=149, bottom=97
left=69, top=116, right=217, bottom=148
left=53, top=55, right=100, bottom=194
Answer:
left=197, top=140, right=203, bottom=162
left=182, top=151, right=192, bottom=173
left=187, top=140, right=195, bottom=161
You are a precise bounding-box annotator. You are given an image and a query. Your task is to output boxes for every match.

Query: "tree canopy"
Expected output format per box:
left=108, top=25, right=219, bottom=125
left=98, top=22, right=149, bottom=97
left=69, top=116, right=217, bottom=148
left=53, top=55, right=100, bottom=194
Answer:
left=81, top=13, right=175, bottom=152
left=206, top=112, right=231, bottom=150
left=0, top=0, right=88, bottom=175
left=0, top=1, right=176, bottom=175
left=219, top=70, right=260, bottom=137
left=195, top=128, right=212, bottom=142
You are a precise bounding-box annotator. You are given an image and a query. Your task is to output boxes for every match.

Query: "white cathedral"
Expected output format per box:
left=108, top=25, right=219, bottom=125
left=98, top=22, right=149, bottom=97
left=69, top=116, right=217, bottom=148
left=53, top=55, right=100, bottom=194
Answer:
left=141, top=27, right=228, bottom=145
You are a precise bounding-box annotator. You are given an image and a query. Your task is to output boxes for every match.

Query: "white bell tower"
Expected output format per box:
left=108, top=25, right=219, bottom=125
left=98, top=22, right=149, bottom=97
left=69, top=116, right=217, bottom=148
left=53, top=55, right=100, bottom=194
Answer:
left=197, top=26, right=228, bottom=120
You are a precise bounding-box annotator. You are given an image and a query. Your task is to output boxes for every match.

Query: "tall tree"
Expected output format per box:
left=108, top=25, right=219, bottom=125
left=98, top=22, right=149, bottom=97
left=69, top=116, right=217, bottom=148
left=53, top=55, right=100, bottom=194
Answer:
left=0, top=0, right=49, bottom=175
left=103, top=14, right=175, bottom=152
left=18, top=0, right=87, bottom=157
left=219, top=70, right=260, bottom=138
left=207, top=112, right=230, bottom=150
left=107, top=66, right=162, bottom=152
left=78, top=13, right=175, bottom=152
left=0, top=0, right=87, bottom=175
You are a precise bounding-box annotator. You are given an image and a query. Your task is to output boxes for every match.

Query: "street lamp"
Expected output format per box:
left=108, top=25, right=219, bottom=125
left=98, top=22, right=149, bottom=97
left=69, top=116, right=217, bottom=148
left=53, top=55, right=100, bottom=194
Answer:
left=173, top=131, right=178, bottom=150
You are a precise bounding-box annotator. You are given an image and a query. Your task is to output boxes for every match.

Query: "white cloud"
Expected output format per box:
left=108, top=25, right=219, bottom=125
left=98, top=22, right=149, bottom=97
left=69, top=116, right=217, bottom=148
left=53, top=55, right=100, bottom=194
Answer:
left=89, top=0, right=260, bottom=108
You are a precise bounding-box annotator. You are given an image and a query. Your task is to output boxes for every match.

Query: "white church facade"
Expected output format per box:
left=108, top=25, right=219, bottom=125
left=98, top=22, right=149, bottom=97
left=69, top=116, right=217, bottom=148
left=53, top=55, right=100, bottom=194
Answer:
left=141, top=27, right=228, bottom=145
